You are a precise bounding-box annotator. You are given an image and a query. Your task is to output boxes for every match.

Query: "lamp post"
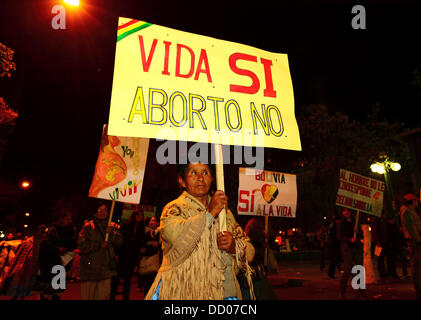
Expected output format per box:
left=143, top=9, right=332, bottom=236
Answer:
left=370, top=155, right=401, bottom=213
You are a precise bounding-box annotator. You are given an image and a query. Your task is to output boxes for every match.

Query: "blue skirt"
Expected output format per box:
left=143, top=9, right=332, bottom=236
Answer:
left=151, top=281, right=238, bottom=300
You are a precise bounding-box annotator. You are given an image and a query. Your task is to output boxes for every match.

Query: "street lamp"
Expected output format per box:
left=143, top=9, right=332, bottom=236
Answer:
left=64, top=0, right=80, bottom=6
left=370, top=154, right=401, bottom=212
left=21, top=181, right=30, bottom=189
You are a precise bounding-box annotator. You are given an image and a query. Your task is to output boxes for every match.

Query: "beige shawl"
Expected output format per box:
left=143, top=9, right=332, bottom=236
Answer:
left=145, top=192, right=255, bottom=300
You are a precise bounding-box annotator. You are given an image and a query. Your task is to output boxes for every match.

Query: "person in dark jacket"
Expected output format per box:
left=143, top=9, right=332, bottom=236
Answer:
left=138, top=216, right=161, bottom=294
left=78, top=202, right=122, bottom=300
left=37, top=201, right=78, bottom=300
left=338, top=208, right=365, bottom=299
left=376, top=214, right=401, bottom=280
left=110, top=209, right=146, bottom=300
left=327, top=213, right=342, bottom=279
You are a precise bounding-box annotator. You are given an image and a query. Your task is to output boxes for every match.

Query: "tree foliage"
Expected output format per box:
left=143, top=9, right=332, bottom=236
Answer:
left=298, top=104, right=410, bottom=177
left=0, top=43, right=18, bottom=126
left=0, top=42, right=16, bottom=78
left=295, top=105, right=411, bottom=228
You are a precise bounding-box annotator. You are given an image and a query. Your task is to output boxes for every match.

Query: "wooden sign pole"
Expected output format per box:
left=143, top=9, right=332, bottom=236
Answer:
left=214, top=144, right=227, bottom=232
left=353, top=210, right=360, bottom=239
left=264, top=215, right=269, bottom=267
left=105, top=200, right=116, bottom=242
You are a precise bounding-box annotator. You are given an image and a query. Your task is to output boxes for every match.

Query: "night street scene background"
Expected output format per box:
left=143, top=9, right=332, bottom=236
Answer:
left=0, top=0, right=421, bottom=303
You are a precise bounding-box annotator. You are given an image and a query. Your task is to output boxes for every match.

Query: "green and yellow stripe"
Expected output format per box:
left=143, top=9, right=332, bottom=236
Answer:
left=117, top=19, right=152, bottom=42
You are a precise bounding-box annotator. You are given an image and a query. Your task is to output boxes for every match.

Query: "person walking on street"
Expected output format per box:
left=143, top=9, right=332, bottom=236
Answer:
left=36, top=200, right=78, bottom=300
left=110, top=209, right=146, bottom=300
left=138, top=216, right=161, bottom=294
left=400, top=193, right=421, bottom=299
left=338, top=208, right=365, bottom=299
left=78, top=202, right=122, bottom=300
left=327, top=214, right=342, bottom=279
left=376, top=213, right=400, bottom=281
left=317, top=221, right=330, bottom=272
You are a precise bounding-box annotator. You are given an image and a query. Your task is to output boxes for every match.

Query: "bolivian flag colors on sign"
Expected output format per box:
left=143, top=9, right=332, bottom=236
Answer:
left=108, top=17, right=301, bottom=151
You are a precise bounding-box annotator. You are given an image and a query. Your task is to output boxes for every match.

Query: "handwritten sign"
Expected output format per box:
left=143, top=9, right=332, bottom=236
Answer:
left=107, top=17, right=301, bottom=151
left=336, top=169, right=385, bottom=216
left=89, top=125, right=149, bottom=203
left=237, top=168, right=297, bottom=217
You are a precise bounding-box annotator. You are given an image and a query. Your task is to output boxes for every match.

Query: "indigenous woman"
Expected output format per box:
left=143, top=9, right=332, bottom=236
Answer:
left=145, top=162, right=255, bottom=300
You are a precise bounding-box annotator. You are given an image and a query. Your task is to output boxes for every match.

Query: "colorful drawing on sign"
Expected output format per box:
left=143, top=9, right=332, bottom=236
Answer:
left=237, top=168, right=297, bottom=218
left=89, top=128, right=127, bottom=197
left=261, top=184, right=279, bottom=203
left=89, top=125, right=149, bottom=204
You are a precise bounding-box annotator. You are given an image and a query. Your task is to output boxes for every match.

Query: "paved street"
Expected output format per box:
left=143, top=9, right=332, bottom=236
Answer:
left=269, top=261, right=415, bottom=300
left=0, top=260, right=416, bottom=300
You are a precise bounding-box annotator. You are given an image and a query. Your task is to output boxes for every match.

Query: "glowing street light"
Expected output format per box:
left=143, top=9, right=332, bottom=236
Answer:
left=21, top=181, right=31, bottom=189
left=25, top=212, right=30, bottom=217
left=64, top=0, right=79, bottom=6
left=370, top=154, right=401, bottom=212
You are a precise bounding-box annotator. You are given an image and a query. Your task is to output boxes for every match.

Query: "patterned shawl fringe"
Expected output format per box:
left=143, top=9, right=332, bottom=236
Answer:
left=146, top=220, right=224, bottom=300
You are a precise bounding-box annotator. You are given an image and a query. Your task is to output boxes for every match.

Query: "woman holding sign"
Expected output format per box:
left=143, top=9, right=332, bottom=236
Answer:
left=145, top=162, right=255, bottom=300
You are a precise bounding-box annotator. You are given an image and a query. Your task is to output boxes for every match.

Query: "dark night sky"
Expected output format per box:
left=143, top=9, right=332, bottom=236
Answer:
left=0, top=0, right=420, bottom=224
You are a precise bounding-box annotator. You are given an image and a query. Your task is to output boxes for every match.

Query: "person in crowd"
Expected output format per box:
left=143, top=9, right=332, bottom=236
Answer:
left=110, top=209, right=146, bottom=300
left=4, top=226, right=46, bottom=299
left=144, top=162, right=255, bottom=300
left=400, top=193, right=421, bottom=299
left=37, top=200, right=78, bottom=300
left=78, top=202, right=122, bottom=300
left=138, top=216, right=161, bottom=294
left=396, top=199, right=410, bottom=280
left=338, top=208, right=365, bottom=299
left=327, top=213, right=342, bottom=279
left=317, top=221, right=330, bottom=272
left=376, top=213, right=400, bottom=281
left=244, top=216, right=276, bottom=299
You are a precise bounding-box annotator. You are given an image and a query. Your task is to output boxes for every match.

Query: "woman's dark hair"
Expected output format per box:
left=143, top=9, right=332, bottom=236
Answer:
left=128, top=209, right=144, bottom=223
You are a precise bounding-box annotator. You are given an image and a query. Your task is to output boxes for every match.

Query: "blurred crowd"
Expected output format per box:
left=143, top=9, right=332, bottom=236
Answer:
left=0, top=199, right=161, bottom=300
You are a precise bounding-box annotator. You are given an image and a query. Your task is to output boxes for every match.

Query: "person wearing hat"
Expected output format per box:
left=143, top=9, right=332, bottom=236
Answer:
left=400, top=193, right=421, bottom=299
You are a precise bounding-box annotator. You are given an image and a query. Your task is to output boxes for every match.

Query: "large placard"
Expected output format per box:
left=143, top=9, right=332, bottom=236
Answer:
left=238, top=168, right=297, bottom=217
left=336, top=169, right=385, bottom=216
left=108, top=17, right=301, bottom=151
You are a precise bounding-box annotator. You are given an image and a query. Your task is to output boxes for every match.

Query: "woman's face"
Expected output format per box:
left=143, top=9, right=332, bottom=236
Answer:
left=178, top=163, right=213, bottom=199
left=57, top=210, right=73, bottom=227
left=342, top=209, right=351, bottom=219
left=135, top=211, right=144, bottom=222
left=95, top=204, right=108, bottom=220
left=149, top=217, right=158, bottom=229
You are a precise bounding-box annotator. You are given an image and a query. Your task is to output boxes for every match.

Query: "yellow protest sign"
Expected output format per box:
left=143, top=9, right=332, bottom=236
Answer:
left=108, top=17, right=301, bottom=151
